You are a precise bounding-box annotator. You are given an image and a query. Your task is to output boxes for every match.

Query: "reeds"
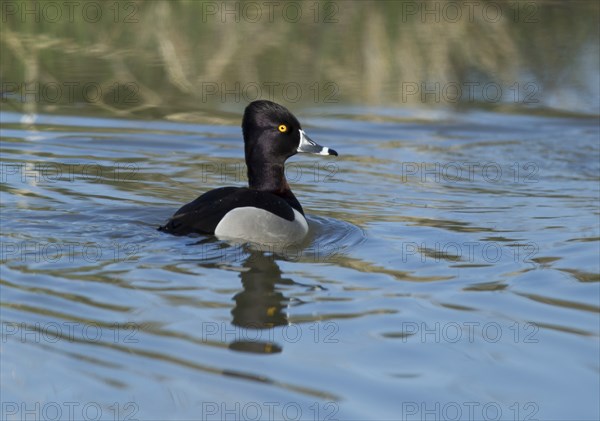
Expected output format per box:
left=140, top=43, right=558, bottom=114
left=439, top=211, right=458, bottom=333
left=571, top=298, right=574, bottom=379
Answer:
left=1, top=0, right=598, bottom=117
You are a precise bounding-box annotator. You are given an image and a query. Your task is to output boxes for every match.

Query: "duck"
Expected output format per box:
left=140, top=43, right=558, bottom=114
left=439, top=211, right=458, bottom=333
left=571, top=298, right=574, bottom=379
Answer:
left=158, top=100, right=338, bottom=244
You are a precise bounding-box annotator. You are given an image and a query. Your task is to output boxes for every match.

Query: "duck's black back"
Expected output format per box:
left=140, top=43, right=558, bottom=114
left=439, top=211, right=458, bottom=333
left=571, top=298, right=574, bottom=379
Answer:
left=158, top=187, right=304, bottom=236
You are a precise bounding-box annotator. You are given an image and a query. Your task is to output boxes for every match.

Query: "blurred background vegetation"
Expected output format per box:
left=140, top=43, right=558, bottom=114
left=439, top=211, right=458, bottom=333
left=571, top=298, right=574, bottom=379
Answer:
left=1, top=0, right=598, bottom=119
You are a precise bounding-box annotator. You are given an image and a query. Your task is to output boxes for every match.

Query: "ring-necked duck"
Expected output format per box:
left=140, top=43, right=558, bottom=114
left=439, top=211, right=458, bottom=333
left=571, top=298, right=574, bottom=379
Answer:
left=159, top=100, right=338, bottom=244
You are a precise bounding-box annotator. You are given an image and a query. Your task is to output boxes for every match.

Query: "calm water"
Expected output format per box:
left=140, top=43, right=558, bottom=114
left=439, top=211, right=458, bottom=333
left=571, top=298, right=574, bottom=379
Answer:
left=1, top=106, right=599, bottom=420
left=1, top=1, right=600, bottom=418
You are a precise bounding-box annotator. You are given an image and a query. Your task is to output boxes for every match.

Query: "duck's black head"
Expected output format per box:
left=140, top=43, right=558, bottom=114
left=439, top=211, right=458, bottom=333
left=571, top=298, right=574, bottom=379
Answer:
left=242, top=100, right=337, bottom=192
left=242, top=100, right=337, bottom=163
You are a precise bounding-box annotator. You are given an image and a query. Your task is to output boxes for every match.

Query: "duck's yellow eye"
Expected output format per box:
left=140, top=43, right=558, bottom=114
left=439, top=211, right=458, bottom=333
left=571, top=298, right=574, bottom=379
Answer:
left=278, top=124, right=288, bottom=133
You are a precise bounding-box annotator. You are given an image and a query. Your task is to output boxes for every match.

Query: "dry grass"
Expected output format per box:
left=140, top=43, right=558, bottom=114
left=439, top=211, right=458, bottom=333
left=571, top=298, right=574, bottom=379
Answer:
left=1, top=0, right=597, bottom=116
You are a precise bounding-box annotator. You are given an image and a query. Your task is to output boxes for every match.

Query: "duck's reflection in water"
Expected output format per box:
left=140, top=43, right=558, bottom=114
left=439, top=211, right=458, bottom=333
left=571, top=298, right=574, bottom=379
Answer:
left=229, top=249, right=297, bottom=354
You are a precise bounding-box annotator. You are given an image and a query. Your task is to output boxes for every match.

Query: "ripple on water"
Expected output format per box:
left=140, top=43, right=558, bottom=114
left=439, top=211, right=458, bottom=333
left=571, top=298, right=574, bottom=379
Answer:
left=2, top=109, right=599, bottom=420
left=153, top=214, right=366, bottom=266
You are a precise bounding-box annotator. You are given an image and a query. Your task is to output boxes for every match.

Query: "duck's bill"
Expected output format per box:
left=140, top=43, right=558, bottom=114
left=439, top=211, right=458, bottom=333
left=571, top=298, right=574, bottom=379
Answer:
left=297, top=130, right=338, bottom=156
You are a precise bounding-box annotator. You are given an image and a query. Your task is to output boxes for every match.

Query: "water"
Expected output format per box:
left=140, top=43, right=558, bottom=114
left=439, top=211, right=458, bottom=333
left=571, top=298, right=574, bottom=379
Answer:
left=1, top=0, right=599, bottom=418
left=1, top=106, right=598, bottom=420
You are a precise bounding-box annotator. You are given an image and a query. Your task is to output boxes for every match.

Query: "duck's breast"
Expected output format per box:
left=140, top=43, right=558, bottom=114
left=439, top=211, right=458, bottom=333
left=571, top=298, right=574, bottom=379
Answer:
left=215, top=207, right=308, bottom=245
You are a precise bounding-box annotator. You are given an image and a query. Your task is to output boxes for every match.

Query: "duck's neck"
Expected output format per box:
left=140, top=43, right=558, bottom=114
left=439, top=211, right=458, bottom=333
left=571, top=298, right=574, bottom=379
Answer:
left=247, top=163, right=304, bottom=215
left=247, top=162, right=289, bottom=193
